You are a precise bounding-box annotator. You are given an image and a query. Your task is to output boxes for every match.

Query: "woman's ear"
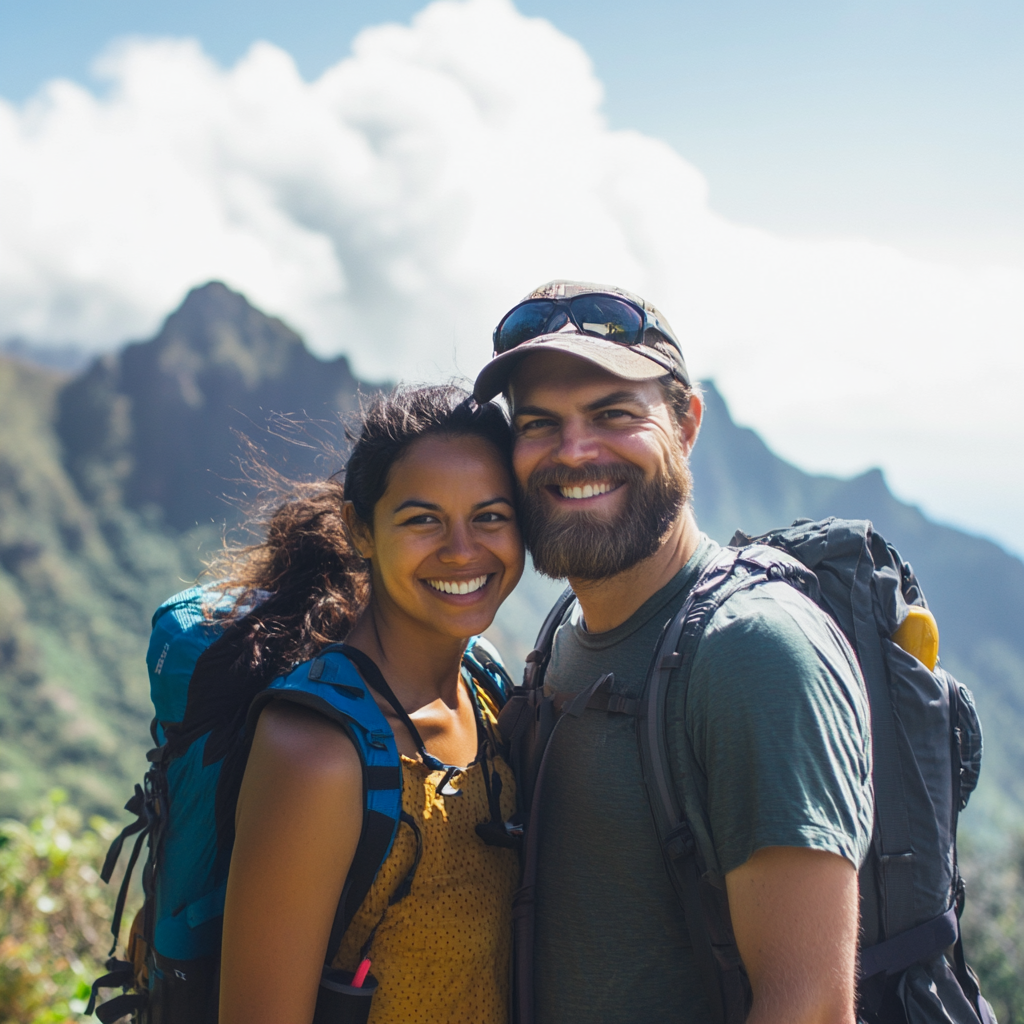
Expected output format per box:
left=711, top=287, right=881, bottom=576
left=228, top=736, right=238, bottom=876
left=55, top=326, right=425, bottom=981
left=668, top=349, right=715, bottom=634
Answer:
left=341, top=501, right=375, bottom=560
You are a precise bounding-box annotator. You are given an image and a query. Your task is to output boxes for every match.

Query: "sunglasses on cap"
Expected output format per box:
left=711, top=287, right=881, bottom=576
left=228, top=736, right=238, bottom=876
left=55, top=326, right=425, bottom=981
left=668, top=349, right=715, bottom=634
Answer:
left=492, top=293, right=686, bottom=379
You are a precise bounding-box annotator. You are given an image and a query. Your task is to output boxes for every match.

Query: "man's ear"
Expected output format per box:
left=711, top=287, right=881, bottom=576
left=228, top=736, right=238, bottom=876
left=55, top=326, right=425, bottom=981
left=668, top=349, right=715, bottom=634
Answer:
left=678, top=392, right=703, bottom=456
left=341, top=501, right=375, bottom=560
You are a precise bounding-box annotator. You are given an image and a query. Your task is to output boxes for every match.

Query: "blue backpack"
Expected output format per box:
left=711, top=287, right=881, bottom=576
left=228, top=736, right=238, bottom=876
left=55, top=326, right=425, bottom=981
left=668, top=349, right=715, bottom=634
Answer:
left=88, top=584, right=512, bottom=1023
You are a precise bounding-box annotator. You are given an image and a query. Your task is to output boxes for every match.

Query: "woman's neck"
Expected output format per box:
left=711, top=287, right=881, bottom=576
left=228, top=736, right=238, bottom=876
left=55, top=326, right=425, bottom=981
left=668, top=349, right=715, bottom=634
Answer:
left=343, top=598, right=467, bottom=712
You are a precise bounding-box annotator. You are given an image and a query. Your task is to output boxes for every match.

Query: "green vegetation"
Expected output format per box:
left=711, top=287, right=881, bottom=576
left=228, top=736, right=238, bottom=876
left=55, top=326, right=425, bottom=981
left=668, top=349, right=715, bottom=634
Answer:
left=960, top=837, right=1024, bottom=1022
left=0, top=355, right=209, bottom=820
left=1, top=792, right=1021, bottom=1022
left=0, top=791, right=136, bottom=1024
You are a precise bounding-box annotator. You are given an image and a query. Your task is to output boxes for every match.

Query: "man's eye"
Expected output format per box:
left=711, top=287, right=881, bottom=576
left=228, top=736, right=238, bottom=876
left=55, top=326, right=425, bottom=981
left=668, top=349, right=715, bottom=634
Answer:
left=517, top=418, right=555, bottom=432
left=597, top=409, right=630, bottom=420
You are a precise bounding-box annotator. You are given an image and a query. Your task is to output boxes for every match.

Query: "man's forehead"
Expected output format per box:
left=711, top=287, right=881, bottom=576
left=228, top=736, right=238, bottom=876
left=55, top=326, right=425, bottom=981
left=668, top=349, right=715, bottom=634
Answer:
left=508, top=352, right=658, bottom=411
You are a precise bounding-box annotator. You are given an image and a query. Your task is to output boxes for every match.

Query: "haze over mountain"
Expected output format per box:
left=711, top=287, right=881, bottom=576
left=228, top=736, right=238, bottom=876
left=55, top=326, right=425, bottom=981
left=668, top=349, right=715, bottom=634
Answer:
left=1, top=282, right=1021, bottom=845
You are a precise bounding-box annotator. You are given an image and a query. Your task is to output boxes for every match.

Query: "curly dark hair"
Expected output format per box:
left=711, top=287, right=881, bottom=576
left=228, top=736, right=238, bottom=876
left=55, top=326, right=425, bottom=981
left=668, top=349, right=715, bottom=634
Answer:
left=203, top=382, right=513, bottom=687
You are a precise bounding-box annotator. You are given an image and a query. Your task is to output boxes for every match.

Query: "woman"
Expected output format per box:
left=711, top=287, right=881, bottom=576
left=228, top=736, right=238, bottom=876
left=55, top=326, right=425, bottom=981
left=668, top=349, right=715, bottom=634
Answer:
left=216, top=384, right=524, bottom=1024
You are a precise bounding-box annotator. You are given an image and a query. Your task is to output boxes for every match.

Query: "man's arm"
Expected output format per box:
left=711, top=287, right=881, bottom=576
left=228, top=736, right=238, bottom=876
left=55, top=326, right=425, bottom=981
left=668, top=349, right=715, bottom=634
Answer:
left=725, top=846, right=859, bottom=1024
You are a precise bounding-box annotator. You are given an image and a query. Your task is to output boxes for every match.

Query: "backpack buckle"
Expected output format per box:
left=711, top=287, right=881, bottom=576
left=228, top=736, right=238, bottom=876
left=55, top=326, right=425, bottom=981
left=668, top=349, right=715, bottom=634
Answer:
left=664, top=821, right=697, bottom=861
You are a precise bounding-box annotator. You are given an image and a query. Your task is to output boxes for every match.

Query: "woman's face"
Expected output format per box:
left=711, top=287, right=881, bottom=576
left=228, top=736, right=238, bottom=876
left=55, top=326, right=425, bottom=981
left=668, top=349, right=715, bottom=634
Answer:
left=357, top=433, right=524, bottom=641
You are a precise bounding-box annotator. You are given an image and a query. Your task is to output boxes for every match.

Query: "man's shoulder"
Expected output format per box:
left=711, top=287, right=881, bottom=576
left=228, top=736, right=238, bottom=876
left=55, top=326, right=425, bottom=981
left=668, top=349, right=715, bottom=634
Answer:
left=683, top=574, right=867, bottom=722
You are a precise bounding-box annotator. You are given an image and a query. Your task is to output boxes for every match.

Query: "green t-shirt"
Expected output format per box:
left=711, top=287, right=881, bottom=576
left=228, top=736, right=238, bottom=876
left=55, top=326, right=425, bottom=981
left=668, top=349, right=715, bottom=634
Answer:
left=533, top=536, right=873, bottom=1024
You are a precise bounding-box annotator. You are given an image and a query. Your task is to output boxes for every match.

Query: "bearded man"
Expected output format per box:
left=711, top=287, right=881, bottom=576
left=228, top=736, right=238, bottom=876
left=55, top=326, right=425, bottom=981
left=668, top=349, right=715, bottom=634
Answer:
left=474, top=281, right=874, bottom=1024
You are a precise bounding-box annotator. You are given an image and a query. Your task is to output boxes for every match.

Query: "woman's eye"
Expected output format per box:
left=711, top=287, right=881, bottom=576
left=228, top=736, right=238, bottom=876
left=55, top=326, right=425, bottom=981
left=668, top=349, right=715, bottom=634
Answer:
left=401, top=514, right=438, bottom=526
left=475, top=511, right=509, bottom=523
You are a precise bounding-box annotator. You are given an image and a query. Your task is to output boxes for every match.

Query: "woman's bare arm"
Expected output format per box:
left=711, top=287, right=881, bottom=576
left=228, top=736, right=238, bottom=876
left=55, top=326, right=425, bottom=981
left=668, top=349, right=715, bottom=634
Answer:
left=220, top=701, right=364, bottom=1024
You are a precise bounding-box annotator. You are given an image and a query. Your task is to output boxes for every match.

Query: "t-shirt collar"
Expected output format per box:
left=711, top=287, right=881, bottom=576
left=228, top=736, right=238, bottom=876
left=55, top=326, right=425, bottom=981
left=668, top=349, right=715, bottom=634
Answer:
left=570, top=534, right=717, bottom=650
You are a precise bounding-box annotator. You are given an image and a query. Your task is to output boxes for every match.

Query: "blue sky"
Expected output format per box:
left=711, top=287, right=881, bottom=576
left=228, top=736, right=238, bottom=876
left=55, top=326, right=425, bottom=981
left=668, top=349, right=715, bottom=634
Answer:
left=0, top=0, right=1021, bottom=555
left=2, top=0, right=1022, bottom=266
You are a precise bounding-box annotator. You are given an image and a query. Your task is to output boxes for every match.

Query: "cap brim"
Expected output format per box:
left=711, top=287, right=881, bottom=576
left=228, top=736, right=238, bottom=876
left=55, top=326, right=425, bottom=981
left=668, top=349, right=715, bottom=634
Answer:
left=474, top=334, right=668, bottom=403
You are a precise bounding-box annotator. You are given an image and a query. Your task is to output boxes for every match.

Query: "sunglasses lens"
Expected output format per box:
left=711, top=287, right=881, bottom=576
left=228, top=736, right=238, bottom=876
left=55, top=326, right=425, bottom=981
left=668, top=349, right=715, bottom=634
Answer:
left=496, top=301, right=557, bottom=352
left=570, top=296, right=643, bottom=344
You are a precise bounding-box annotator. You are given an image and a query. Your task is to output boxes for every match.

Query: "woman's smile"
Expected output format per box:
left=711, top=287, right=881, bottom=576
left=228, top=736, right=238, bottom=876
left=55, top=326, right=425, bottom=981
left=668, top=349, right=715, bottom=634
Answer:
left=353, top=432, right=525, bottom=640
left=424, top=573, right=493, bottom=596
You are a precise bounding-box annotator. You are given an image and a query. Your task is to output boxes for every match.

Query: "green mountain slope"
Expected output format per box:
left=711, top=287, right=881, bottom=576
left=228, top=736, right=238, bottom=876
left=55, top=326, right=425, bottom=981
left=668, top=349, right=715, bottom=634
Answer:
left=0, top=357, right=202, bottom=816
left=2, top=281, right=1023, bottom=843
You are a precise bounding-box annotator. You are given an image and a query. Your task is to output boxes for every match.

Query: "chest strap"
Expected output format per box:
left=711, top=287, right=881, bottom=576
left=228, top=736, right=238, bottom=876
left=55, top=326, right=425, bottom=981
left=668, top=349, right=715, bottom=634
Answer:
left=550, top=674, right=638, bottom=717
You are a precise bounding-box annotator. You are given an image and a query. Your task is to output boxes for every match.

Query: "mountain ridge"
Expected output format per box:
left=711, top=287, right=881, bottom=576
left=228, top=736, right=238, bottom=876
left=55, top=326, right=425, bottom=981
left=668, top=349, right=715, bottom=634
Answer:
left=0, top=281, right=1021, bottom=842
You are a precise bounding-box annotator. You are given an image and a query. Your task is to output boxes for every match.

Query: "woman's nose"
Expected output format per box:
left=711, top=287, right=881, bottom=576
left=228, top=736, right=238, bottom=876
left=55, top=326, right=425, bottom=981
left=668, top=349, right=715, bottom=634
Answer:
left=437, top=522, right=476, bottom=563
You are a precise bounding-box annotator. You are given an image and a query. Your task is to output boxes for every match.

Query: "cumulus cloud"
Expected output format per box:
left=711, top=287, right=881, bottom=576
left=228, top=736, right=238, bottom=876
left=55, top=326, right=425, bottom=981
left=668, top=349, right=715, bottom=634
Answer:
left=0, top=0, right=1022, bottom=552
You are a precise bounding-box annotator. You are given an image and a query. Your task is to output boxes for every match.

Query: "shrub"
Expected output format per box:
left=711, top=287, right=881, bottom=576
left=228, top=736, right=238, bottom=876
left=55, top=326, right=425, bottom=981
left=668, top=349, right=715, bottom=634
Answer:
left=0, top=791, right=130, bottom=1024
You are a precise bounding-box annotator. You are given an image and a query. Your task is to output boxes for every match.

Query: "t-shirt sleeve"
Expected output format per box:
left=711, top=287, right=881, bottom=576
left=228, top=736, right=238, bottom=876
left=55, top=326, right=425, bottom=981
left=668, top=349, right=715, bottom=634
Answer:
left=679, top=582, right=874, bottom=877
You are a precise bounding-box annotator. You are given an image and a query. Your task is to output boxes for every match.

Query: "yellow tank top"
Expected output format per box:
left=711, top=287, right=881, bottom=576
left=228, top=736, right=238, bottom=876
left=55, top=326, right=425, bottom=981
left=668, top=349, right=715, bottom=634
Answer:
left=332, top=685, right=518, bottom=1024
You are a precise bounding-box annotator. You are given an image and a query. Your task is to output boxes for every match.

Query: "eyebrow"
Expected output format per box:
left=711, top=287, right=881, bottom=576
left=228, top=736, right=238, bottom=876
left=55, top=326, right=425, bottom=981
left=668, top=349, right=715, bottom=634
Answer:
left=513, top=389, right=645, bottom=420
left=392, top=496, right=515, bottom=514
left=583, top=389, right=644, bottom=412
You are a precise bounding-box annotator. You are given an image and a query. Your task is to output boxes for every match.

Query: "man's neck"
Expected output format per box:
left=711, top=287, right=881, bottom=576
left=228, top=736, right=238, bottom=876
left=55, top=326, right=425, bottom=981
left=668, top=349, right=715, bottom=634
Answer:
left=568, top=509, right=702, bottom=634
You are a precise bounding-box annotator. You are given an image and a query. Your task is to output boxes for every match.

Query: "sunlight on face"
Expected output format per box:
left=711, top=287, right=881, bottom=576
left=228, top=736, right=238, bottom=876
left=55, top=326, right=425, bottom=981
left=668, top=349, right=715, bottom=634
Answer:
left=364, top=433, right=524, bottom=641
left=508, top=353, right=695, bottom=579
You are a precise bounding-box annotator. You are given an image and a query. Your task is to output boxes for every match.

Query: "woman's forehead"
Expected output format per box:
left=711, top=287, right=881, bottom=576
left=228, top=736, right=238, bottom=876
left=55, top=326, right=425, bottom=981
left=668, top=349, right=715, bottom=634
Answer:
left=383, top=433, right=511, bottom=495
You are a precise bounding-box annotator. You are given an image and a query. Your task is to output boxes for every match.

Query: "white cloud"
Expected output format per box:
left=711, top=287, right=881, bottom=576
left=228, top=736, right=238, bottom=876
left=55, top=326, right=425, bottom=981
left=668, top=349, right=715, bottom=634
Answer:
left=0, top=0, right=1022, bottom=553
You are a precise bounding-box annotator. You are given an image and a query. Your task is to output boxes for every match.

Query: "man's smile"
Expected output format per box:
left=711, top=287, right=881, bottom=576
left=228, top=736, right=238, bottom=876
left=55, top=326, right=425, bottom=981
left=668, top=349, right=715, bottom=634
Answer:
left=555, top=480, right=621, bottom=500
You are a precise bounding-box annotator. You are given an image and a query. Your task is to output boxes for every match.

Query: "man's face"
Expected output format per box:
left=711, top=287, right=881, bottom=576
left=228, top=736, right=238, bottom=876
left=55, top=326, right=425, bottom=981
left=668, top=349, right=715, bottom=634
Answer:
left=509, top=351, right=698, bottom=580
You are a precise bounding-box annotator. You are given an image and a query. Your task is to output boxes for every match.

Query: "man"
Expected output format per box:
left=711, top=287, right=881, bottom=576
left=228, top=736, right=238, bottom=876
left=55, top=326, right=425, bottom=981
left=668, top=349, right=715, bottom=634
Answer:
left=474, top=281, right=874, bottom=1024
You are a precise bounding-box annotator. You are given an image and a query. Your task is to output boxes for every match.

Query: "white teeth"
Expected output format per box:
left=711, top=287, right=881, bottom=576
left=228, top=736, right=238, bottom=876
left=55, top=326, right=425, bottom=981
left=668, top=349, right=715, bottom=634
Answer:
left=426, top=575, right=489, bottom=595
left=559, top=481, right=613, bottom=499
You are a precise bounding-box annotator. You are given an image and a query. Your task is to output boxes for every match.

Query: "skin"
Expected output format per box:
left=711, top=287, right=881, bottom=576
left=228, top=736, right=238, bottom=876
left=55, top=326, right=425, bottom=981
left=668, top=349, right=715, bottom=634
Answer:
left=509, top=350, right=859, bottom=1024
left=220, top=433, right=524, bottom=1024
left=510, top=350, right=703, bottom=633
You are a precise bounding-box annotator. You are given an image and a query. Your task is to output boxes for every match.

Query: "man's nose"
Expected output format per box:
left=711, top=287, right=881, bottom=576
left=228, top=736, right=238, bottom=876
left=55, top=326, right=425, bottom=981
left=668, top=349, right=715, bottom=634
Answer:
left=551, top=418, right=599, bottom=466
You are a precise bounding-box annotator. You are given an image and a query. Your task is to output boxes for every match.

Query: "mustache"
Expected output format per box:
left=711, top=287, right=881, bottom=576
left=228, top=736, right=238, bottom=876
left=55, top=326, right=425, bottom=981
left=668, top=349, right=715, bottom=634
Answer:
left=523, top=462, right=646, bottom=494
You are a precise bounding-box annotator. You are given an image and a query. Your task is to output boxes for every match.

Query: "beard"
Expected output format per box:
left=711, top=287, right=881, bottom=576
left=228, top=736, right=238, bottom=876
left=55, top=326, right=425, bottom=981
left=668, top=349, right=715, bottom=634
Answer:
left=519, top=457, right=692, bottom=581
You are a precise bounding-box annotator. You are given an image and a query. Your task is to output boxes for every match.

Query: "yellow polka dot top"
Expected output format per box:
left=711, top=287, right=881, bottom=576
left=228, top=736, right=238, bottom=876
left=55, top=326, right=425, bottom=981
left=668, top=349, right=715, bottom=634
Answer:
left=332, top=679, right=519, bottom=1024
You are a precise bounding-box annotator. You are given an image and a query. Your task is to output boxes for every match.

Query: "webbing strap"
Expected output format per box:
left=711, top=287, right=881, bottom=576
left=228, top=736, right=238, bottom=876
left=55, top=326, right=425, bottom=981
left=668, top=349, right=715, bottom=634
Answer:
left=325, top=807, right=397, bottom=963
left=522, top=586, right=576, bottom=691
left=858, top=905, right=958, bottom=980
left=94, top=992, right=144, bottom=1024
left=637, top=548, right=762, bottom=1024
left=108, top=823, right=149, bottom=957
left=84, top=959, right=134, bottom=1016
left=842, top=523, right=915, bottom=938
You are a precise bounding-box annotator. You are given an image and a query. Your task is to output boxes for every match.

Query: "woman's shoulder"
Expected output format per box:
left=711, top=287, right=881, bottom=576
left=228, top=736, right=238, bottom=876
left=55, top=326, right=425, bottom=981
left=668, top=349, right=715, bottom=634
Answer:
left=250, top=699, right=362, bottom=786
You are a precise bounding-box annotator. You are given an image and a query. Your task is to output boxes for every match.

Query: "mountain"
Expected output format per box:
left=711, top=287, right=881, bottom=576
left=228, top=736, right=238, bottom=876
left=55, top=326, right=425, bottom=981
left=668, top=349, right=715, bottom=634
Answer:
left=2, top=281, right=1022, bottom=845
left=0, top=354, right=200, bottom=815
left=57, top=282, right=368, bottom=530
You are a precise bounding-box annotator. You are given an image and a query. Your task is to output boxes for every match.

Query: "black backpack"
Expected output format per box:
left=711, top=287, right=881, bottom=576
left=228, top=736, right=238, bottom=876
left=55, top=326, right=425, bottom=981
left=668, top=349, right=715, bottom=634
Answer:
left=500, top=518, right=995, bottom=1024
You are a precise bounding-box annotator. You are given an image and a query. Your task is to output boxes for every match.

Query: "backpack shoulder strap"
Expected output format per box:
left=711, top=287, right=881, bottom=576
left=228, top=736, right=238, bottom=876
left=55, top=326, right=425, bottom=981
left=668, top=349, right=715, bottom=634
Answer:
left=248, top=646, right=404, bottom=964
left=523, top=585, right=577, bottom=691
left=637, top=545, right=818, bottom=1024
left=756, top=519, right=918, bottom=941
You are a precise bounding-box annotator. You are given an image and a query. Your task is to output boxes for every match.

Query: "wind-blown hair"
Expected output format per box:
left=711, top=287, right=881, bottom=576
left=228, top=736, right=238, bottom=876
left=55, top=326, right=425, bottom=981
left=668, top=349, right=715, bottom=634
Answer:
left=204, top=383, right=512, bottom=688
